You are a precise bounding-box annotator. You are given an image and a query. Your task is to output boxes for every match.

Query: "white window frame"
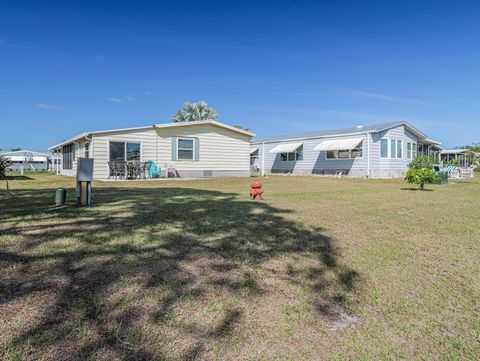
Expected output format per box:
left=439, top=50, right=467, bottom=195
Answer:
left=380, top=138, right=404, bottom=159
left=280, top=151, right=302, bottom=162
left=177, top=137, right=195, bottom=161
left=396, top=139, right=403, bottom=159
left=280, top=146, right=303, bottom=162
left=407, top=142, right=412, bottom=159
left=380, top=139, right=389, bottom=158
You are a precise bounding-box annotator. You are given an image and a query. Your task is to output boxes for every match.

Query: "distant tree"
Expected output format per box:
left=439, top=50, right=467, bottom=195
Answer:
left=0, top=155, right=11, bottom=190
left=10, top=147, right=22, bottom=151
left=457, top=141, right=480, bottom=152
left=234, top=125, right=251, bottom=132
left=172, top=101, right=219, bottom=122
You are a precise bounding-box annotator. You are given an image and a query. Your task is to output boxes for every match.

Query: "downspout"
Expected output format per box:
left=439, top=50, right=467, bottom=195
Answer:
left=366, top=132, right=370, bottom=178
left=261, top=142, right=265, bottom=177
left=153, top=125, right=159, bottom=164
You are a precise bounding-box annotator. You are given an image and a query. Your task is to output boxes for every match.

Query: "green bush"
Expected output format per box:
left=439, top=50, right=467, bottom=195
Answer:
left=405, top=168, right=439, bottom=190
left=408, top=155, right=437, bottom=170
left=0, top=155, right=11, bottom=190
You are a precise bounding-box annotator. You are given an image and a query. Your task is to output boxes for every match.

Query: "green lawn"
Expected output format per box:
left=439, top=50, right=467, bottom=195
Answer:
left=1, top=173, right=479, bottom=360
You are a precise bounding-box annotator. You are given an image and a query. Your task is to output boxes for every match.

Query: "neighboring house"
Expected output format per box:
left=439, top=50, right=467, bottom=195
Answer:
left=0, top=150, right=50, bottom=171
left=48, top=120, right=255, bottom=179
left=440, top=149, right=474, bottom=167
left=250, top=121, right=442, bottom=178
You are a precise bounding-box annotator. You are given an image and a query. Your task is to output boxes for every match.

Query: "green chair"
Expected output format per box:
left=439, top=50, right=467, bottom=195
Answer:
left=146, top=160, right=162, bottom=179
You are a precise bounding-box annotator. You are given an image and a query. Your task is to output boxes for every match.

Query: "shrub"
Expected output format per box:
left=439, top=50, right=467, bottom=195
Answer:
left=408, top=155, right=437, bottom=170
left=0, top=155, right=11, bottom=190
left=405, top=168, right=439, bottom=190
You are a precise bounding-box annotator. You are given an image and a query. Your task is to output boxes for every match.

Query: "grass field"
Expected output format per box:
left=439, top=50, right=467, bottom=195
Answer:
left=1, top=173, right=479, bottom=360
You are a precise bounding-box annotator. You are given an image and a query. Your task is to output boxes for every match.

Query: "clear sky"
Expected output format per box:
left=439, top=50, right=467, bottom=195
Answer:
left=1, top=0, right=479, bottom=151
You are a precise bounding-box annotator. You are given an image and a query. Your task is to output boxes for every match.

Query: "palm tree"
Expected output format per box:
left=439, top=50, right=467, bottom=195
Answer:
left=172, top=101, right=219, bottom=122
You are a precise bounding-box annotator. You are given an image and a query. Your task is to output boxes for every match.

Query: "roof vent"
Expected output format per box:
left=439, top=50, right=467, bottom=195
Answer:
left=356, top=125, right=364, bottom=129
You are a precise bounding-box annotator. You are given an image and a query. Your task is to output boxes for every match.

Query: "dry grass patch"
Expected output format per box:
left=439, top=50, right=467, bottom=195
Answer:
left=0, top=173, right=479, bottom=360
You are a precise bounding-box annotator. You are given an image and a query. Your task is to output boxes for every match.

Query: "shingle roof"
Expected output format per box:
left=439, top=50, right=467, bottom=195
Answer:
left=251, top=121, right=427, bottom=143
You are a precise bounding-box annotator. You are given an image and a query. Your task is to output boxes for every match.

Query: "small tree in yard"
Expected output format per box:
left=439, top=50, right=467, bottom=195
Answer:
left=408, top=155, right=437, bottom=170
left=0, top=155, right=11, bottom=190
left=405, top=155, right=439, bottom=190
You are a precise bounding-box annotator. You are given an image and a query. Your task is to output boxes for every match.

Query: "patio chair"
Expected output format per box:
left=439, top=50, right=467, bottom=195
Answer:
left=138, top=161, right=148, bottom=180
left=146, top=160, right=162, bottom=179
left=113, top=161, right=127, bottom=180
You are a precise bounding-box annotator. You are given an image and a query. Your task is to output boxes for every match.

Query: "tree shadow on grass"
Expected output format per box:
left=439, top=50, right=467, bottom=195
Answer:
left=0, top=186, right=360, bottom=360
left=400, top=187, right=434, bottom=191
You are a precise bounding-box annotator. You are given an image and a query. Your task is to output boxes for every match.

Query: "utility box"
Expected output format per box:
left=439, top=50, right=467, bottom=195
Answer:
left=77, top=158, right=94, bottom=181
left=76, top=158, right=94, bottom=207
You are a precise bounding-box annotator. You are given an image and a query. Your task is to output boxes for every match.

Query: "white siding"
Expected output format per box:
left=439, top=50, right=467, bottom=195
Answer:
left=253, top=134, right=368, bottom=176
left=370, top=125, right=417, bottom=178
left=253, top=124, right=420, bottom=178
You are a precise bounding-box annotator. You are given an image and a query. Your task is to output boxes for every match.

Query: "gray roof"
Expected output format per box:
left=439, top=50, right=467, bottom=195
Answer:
left=252, top=121, right=428, bottom=144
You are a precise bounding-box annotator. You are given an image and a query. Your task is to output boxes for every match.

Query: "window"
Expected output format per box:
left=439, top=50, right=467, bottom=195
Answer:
left=396, top=140, right=402, bottom=159
left=326, top=151, right=336, bottom=159
left=177, top=138, right=194, bottom=160
left=127, top=143, right=140, bottom=161
left=338, top=150, right=350, bottom=159
left=109, top=141, right=141, bottom=162
left=351, top=148, right=363, bottom=158
left=380, top=139, right=388, bottom=158
left=382, top=139, right=403, bottom=159
left=250, top=149, right=259, bottom=165
left=280, top=146, right=303, bottom=162
left=110, top=142, right=126, bottom=162
left=412, top=143, right=417, bottom=158
left=407, top=143, right=412, bottom=159
left=325, top=143, right=363, bottom=160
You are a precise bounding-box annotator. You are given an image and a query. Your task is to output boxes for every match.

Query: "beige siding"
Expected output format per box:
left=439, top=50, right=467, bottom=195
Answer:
left=91, top=124, right=251, bottom=179
left=156, top=124, right=250, bottom=171
left=92, top=128, right=158, bottom=179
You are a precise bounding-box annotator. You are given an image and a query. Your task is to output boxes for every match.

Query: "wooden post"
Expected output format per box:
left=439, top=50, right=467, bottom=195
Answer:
left=80, top=181, right=87, bottom=206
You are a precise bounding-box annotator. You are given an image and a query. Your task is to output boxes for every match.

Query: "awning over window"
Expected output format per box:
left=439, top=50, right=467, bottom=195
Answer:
left=250, top=147, right=259, bottom=154
left=269, top=143, right=303, bottom=154
left=314, top=137, right=363, bottom=151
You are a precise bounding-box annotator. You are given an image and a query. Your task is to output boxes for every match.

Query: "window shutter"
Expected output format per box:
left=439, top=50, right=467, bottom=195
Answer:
left=171, top=137, right=177, bottom=161
left=194, top=138, right=200, bottom=161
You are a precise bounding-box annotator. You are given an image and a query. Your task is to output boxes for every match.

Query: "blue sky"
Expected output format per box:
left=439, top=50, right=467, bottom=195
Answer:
left=1, top=0, right=479, bottom=151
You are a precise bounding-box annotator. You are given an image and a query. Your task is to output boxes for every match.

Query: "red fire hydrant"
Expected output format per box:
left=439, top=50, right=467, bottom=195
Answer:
left=250, top=180, right=264, bottom=200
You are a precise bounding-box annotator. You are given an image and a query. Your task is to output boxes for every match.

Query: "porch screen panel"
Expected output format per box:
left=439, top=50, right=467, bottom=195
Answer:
left=62, top=144, right=73, bottom=170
